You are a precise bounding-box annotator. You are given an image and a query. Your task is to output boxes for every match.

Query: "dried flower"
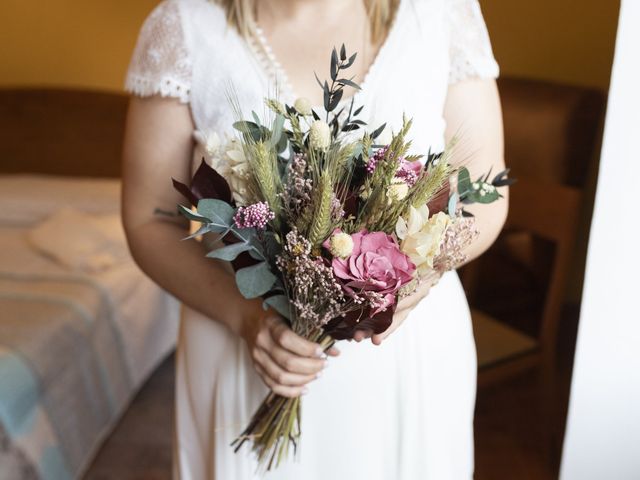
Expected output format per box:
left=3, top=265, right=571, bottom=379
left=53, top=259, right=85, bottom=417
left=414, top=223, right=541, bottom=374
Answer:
left=327, top=230, right=354, bottom=258
left=396, top=205, right=450, bottom=274
left=294, top=97, right=313, bottom=116
left=387, top=179, right=410, bottom=204
left=395, top=159, right=422, bottom=187
left=366, top=146, right=388, bottom=174
left=310, top=120, right=331, bottom=151
left=233, top=202, right=275, bottom=230
left=433, top=216, right=479, bottom=272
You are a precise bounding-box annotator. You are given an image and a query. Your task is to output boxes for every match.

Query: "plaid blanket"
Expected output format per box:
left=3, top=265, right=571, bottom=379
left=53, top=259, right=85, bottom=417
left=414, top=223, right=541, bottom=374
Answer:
left=0, top=272, right=134, bottom=480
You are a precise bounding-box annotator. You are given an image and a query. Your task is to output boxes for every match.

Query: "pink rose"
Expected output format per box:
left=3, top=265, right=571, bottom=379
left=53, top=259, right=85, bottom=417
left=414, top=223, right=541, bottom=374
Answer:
left=325, top=229, right=416, bottom=312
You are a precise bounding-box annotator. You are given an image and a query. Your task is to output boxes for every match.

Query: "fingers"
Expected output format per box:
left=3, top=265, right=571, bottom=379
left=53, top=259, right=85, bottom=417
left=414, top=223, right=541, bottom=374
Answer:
left=254, top=364, right=308, bottom=398
left=353, top=329, right=373, bottom=342
left=326, top=346, right=341, bottom=357
left=254, top=348, right=319, bottom=386
left=267, top=316, right=324, bottom=358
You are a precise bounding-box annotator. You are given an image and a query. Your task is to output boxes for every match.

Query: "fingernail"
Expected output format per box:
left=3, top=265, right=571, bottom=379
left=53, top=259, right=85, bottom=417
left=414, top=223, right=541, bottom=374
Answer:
left=316, top=370, right=323, bottom=379
left=302, top=387, right=309, bottom=395
left=323, top=360, right=330, bottom=369
left=315, top=347, right=324, bottom=357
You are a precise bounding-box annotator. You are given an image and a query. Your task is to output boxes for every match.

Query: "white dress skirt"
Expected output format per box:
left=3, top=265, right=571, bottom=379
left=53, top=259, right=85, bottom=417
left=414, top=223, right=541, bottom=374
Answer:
left=174, top=272, right=476, bottom=480
left=125, top=0, right=500, bottom=478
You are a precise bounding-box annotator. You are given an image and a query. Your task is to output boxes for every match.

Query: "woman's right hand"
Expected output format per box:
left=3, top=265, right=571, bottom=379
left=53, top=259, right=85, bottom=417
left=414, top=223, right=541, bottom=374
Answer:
left=240, top=307, right=340, bottom=398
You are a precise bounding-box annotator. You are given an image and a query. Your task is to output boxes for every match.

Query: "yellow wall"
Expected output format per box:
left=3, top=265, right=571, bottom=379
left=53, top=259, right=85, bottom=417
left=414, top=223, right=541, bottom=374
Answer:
left=482, top=0, right=620, bottom=90
left=0, top=0, right=620, bottom=92
left=0, top=0, right=158, bottom=91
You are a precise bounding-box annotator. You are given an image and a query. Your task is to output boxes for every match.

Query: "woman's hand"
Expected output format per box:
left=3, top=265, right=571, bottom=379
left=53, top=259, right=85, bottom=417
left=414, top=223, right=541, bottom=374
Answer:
left=353, top=272, right=442, bottom=345
left=241, top=307, right=340, bottom=398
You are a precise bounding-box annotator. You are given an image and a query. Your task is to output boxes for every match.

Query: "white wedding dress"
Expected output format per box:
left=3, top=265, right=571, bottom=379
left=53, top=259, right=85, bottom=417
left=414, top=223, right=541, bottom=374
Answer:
left=125, top=0, right=499, bottom=478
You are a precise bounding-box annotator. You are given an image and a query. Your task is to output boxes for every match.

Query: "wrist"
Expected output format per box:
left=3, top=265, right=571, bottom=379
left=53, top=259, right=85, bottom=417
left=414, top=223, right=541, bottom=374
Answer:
left=235, top=297, right=265, bottom=341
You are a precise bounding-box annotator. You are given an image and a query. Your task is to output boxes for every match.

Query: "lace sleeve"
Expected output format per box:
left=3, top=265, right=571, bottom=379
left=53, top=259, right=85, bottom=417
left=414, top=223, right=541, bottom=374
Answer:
left=125, top=0, right=192, bottom=103
left=447, top=0, right=499, bottom=85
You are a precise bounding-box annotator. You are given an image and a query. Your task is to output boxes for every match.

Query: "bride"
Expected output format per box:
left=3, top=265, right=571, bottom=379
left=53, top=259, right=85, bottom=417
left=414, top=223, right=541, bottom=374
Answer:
left=121, top=0, right=507, bottom=478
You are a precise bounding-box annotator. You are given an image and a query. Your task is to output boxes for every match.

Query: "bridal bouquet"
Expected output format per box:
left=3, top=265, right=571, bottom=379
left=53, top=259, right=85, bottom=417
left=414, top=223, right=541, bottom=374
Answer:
left=172, top=46, right=510, bottom=470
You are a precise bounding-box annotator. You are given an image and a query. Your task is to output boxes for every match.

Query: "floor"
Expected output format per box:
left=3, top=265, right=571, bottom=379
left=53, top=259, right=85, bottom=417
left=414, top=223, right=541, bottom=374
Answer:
left=85, top=342, right=575, bottom=480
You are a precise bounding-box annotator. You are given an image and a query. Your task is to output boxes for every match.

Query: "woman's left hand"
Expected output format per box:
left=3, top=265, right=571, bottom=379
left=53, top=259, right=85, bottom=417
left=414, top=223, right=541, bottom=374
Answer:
left=352, top=271, right=442, bottom=345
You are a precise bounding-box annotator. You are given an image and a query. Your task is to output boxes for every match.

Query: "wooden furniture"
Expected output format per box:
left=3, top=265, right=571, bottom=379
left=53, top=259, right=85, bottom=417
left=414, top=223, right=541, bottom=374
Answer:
left=462, top=78, right=605, bottom=386
left=0, top=88, right=128, bottom=177
left=464, top=179, right=582, bottom=385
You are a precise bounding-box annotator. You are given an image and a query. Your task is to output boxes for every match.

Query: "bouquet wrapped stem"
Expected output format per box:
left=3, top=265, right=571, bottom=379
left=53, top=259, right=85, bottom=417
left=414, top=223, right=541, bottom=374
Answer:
left=232, top=331, right=334, bottom=469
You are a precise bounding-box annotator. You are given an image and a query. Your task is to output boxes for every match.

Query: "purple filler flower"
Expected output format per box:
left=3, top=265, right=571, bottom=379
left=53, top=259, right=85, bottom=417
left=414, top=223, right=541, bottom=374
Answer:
left=234, top=202, right=275, bottom=230
left=324, top=229, right=416, bottom=313
left=395, top=159, right=422, bottom=187
left=366, top=147, right=423, bottom=188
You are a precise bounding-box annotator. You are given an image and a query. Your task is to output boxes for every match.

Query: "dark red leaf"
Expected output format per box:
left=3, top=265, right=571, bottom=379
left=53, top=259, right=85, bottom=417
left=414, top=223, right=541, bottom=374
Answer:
left=324, top=306, right=395, bottom=340
left=172, top=159, right=233, bottom=206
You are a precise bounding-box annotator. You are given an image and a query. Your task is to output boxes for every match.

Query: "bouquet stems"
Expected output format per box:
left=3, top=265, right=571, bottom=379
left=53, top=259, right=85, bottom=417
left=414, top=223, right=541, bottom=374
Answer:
left=232, top=331, right=335, bottom=471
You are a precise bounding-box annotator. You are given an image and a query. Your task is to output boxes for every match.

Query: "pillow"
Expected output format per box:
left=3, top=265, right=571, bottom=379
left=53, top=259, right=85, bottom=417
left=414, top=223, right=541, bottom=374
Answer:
left=26, top=208, right=129, bottom=273
left=0, top=175, right=121, bottom=226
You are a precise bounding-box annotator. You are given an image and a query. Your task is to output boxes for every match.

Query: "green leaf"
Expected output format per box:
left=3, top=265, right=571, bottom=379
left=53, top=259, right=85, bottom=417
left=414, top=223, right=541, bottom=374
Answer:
left=235, top=262, right=277, bottom=299
left=177, top=204, right=210, bottom=223
left=197, top=199, right=235, bottom=231
left=330, top=48, right=338, bottom=80
left=448, top=191, right=459, bottom=217
left=263, top=295, right=291, bottom=320
left=457, top=167, right=472, bottom=198
left=270, top=114, right=285, bottom=147
left=206, top=242, right=252, bottom=261
left=337, top=78, right=361, bottom=90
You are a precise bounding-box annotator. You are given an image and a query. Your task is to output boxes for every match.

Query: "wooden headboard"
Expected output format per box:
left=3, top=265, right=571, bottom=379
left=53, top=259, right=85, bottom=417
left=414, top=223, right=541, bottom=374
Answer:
left=0, top=88, right=129, bottom=177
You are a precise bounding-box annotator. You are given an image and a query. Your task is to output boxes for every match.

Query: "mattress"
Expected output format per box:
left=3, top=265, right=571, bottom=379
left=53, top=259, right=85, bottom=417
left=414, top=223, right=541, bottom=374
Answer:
left=0, top=175, right=180, bottom=480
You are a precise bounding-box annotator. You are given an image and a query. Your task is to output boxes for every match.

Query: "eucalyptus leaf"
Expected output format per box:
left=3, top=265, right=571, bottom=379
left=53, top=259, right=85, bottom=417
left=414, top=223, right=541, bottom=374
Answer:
left=177, top=204, right=210, bottom=223
left=270, top=114, right=285, bottom=147
left=337, top=78, right=361, bottom=90
left=263, top=295, right=291, bottom=320
left=330, top=48, right=338, bottom=80
left=371, top=123, right=387, bottom=140
left=448, top=192, right=459, bottom=217
left=457, top=167, right=472, bottom=198
left=206, top=242, right=252, bottom=261
left=235, top=262, right=277, bottom=299
left=197, top=199, right=235, bottom=231
left=183, top=224, right=218, bottom=240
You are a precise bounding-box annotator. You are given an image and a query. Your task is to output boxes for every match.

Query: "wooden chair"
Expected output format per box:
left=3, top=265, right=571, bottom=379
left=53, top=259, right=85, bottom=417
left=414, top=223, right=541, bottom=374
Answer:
left=463, top=178, right=582, bottom=386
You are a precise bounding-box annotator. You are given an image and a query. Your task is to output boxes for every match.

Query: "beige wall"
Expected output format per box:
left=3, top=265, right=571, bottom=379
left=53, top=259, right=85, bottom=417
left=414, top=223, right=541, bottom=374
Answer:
left=0, top=0, right=619, bottom=92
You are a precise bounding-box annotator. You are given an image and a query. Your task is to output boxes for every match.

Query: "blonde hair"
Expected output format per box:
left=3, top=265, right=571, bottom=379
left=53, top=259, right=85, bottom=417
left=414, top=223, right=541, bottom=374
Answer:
left=214, top=0, right=400, bottom=43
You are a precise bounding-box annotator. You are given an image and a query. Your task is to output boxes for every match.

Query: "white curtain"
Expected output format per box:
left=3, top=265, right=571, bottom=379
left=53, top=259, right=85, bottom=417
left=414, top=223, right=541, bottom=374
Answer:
left=561, top=2, right=640, bottom=479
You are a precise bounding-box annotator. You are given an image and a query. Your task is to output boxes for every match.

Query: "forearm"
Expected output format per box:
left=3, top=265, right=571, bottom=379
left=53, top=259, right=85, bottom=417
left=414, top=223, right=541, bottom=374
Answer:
left=125, top=217, right=261, bottom=337
left=461, top=188, right=509, bottom=265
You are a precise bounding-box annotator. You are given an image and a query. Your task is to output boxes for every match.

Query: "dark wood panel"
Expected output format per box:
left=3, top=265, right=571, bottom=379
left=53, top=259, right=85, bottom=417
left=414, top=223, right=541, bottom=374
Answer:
left=0, top=88, right=129, bottom=178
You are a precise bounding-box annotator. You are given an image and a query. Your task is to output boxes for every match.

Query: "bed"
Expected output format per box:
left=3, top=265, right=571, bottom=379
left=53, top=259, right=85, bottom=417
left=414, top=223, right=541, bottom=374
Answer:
left=0, top=174, right=180, bottom=479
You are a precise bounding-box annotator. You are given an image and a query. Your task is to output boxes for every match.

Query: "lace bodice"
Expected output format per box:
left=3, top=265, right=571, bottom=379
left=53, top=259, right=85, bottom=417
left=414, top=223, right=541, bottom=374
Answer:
left=125, top=0, right=498, bottom=154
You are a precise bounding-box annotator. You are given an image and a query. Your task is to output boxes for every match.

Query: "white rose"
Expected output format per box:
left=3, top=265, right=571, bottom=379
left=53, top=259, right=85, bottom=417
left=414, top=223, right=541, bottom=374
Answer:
left=294, top=97, right=313, bottom=116
left=396, top=206, right=450, bottom=273
left=310, top=120, right=331, bottom=151
left=329, top=232, right=354, bottom=258
left=387, top=180, right=409, bottom=204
